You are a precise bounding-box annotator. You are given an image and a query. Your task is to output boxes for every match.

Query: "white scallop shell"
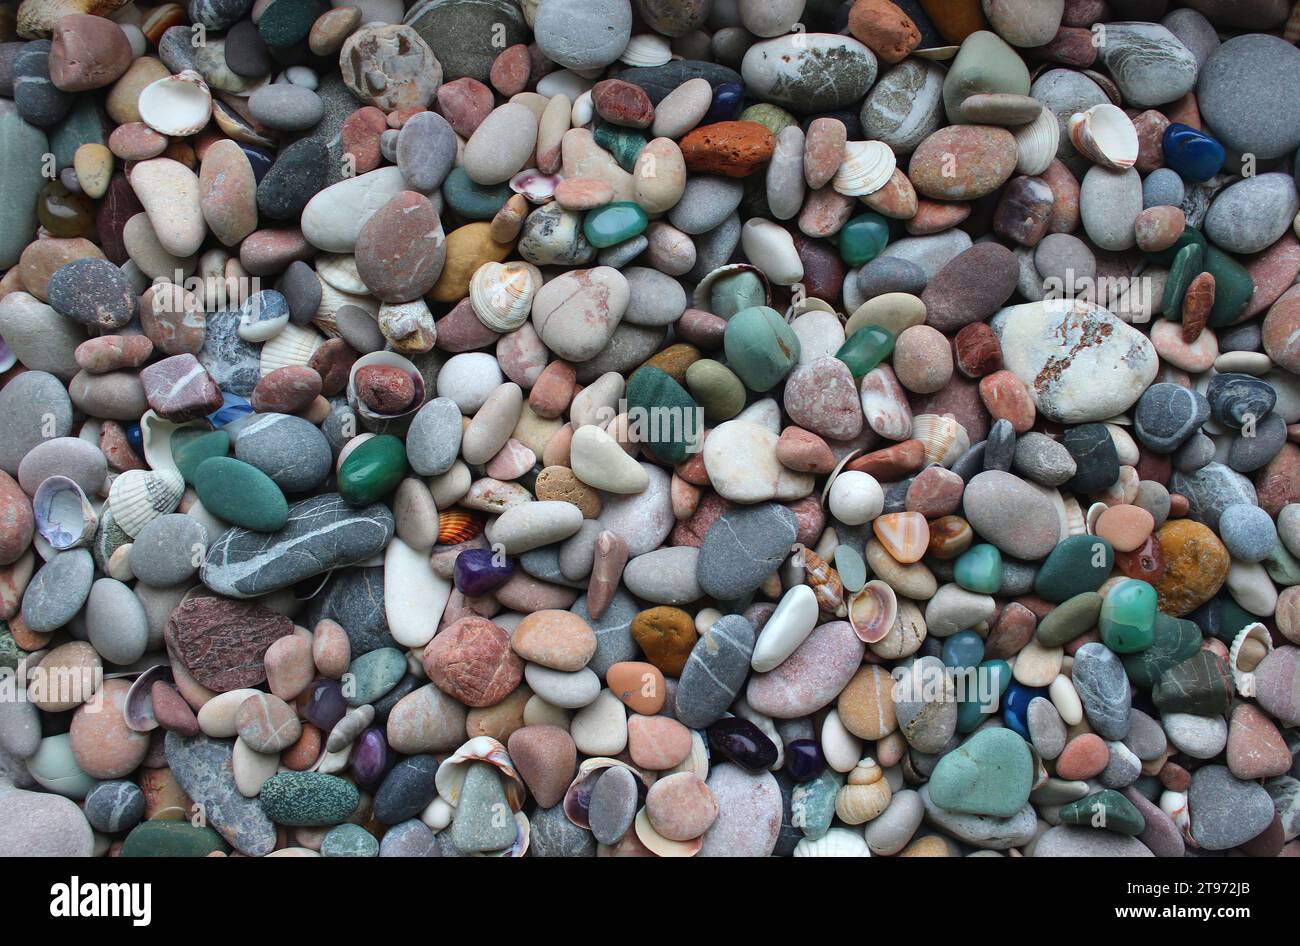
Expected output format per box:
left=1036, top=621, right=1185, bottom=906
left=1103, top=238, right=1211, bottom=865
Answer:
left=259, top=322, right=323, bottom=376
left=315, top=254, right=369, bottom=295
left=1228, top=622, right=1273, bottom=697
left=910, top=413, right=969, bottom=468
left=793, top=827, right=871, bottom=857
left=107, top=469, right=184, bottom=538
left=832, top=140, right=897, bottom=198
left=137, top=70, right=213, bottom=137
left=469, top=260, right=544, bottom=333
left=1015, top=105, right=1059, bottom=176
left=33, top=476, right=97, bottom=551
left=1067, top=103, right=1138, bottom=170
left=620, top=33, right=672, bottom=67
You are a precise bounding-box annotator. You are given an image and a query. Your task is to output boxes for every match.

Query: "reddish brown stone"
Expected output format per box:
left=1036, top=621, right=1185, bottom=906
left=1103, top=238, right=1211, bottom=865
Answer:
left=670, top=492, right=730, bottom=548
left=489, top=44, right=531, bottom=97
left=340, top=106, right=388, bottom=175
left=1256, top=443, right=1300, bottom=517
left=1041, top=159, right=1080, bottom=234
left=140, top=353, right=223, bottom=421
left=803, top=117, right=847, bottom=190
left=1027, top=26, right=1097, bottom=66
left=676, top=308, right=727, bottom=349
left=421, top=616, right=523, bottom=708
left=1263, top=283, right=1300, bottom=373
left=847, top=439, right=926, bottom=480
left=252, top=365, right=323, bottom=414
left=1244, top=232, right=1300, bottom=319
left=435, top=298, right=501, bottom=352
left=993, top=175, right=1053, bottom=247
left=1132, top=109, right=1170, bottom=173
left=792, top=233, right=845, bottom=306
left=435, top=77, right=495, bottom=138
left=354, top=365, right=415, bottom=414
left=151, top=681, right=199, bottom=736
left=0, top=472, right=33, bottom=567
left=75, top=335, right=154, bottom=374
left=908, top=125, right=1017, bottom=200
left=308, top=338, right=357, bottom=397
left=799, top=186, right=856, bottom=237
left=679, top=121, right=775, bottom=178
left=1115, top=535, right=1167, bottom=584
left=140, top=283, right=205, bottom=356
left=591, top=78, right=655, bottom=129
left=17, top=237, right=104, bottom=301
left=847, top=0, right=921, bottom=63
left=979, top=369, right=1036, bottom=433
left=1165, top=92, right=1201, bottom=131
left=49, top=14, right=133, bottom=91
left=984, top=602, right=1036, bottom=660
left=954, top=322, right=1003, bottom=378
left=861, top=167, right=919, bottom=219
left=99, top=420, right=146, bottom=472
left=528, top=360, right=576, bottom=419
left=905, top=199, right=971, bottom=236
left=108, top=122, right=168, bottom=161
left=239, top=228, right=314, bottom=277
left=905, top=465, right=964, bottom=517
left=353, top=191, right=446, bottom=303
left=165, top=597, right=295, bottom=692
left=786, top=496, right=826, bottom=548
left=1180, top=272, right=1215, bottom=342
left=776, top=426, right=836, bottom=474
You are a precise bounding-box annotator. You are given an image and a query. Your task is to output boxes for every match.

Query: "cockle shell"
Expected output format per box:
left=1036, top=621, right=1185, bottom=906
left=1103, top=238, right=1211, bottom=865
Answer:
left=1014, top=105, right=1059, bottom=176
left=470, top=260, right=544, bottom=333
left=620, top=33, right=672, bottom=67
left=433, top=736, right=527, bottom=811
left=563, top=757, right=649, bottom=830
left=259, top=322, right=323, bottom=376
left=124, top=663, right=173, bottom=733
left=1228, top=622, right=1273, bottom=697
left=802, top=548, right=844, bottom=615
left=509, top=169, right=561, bottom=204
left=18, top=0, right=134, bottom=38
left=315, top=254, right=369, bottom=295
left=848, top=579, right=897, bottom=644
left=32, top=476, right=97, bottom=550
left=634, top=808, right=701, bottom=857
left=793, top=827, right=871, bottom=857
left=107, top=468, right=184, bottom=538
left=1062, top=494, right=1087, bottom=537
left=831, top=140, right=896, bottom=198
left=137, top=70, right=213, bottom=137
left=437, top=508, right=485, bottom=545
left=347, top=350, right=426, bottom=422
left=911, top=414, right=969, bottom=468
left=1067, top=104, right=1138, bottom=170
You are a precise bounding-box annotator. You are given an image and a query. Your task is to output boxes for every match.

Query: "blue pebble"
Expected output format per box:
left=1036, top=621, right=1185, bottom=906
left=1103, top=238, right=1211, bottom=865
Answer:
left=125, top=422, right=144, bottom=457
left=941, top=630, right=985, bottom=670
left=239, top=143, right=275, bottom=183
left=704, top=82, right=744, bottom=124
left=1001, top=680, right=1047, bottom=739
left=208, top=390, right=254, bottom=428
left=1162, top=123, right=1226, bottom=183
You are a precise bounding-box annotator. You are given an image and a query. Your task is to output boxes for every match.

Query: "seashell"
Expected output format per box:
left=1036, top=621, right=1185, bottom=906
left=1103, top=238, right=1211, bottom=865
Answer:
left=802, top=548, right=844, bottom=615
left=820, top=446, right=864, bottom=507
left=1081, top=70, right=1123, bottom=108
left=0, top=338, right=16, bottom=374
left=793, top=827, right=871, bottom=857
left=1067, top=104, right=1138, bottom=171
left=92, top=504, right=133, bottom=573
left=910, top=414, right=969, bottom=468
left=831, top=140, right=897, bottom=198
left=1159, top=790, right=1194, bottom=847
left=571, top=90, right=594, bottom=127
left=313, top=280, right=377, bottom=337
left=107, top=468, right=184, bottom=538
left=620, top=33, right=672, bottom=68
left=913, top=45, right=959, bottom=61
left=469, top=260, right=544, bottom=333
left=691, top=262, right=772, bottom=313
left=848, top=580, right=897, bottom=644
left=1062, top=494, right=1087, bottom=537
left=139, top=410, right=193, bottom=477
left=1014, top=105, right=1058, bottom=176
left=1287, top=1, right=1300, bottom=43
left=33, top=476, right=97, bottom=550
left=315, top=254, right=369, bottom=295
left=124, top=664, right=173, bottom=733
left=211, top=97, right=276, bottom=149
left=1228, top=622, right=1273, bottom=697
left=433, top=736, right=527, bottom=811
left=1084, top=501, right=1108, bottom=536
left=437, top=508, right=484, bottom=545
left=346, top=350, right=426, bottom=423
left=633, top=808, right=701, bottom=857
left=834, top=758, right=891, bottom=824
left=259, top=322, right=323, bottom=376
left=137, top=70, right=213, bottom=137
left=509, top=169, right=562, bottom=204
left=563, top=757, right=649, bottom=830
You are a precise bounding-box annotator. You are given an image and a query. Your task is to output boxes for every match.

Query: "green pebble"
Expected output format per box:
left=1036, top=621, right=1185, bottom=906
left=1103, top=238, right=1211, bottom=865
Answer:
left=593, top=122, right=645, bottom=172
left=1033, top=534, right=1114, bottom=602
left=1152, top=651, right=1233, bottom=716
left=1059, top=789, right=1146, bottom=836
left=684, top=359, right=746, bottom=422
left=709, top=270, right=767, bottom=319
left=1161, top=242, right=1204, bottom=317
left=1203, top=245, right=1254, bottom=327
left=625, top=366, right=703, bottom=464
left=583, top=201, right=648, bottom=248
left=1036, top=591, right=1103, bottom=647
left=941, top=29, right=1031, bottom=124
left=1098, top=579, right=1157, bottom=653
left=1265, top=541, right=1300, bottom=587
left=193, top=456, right=289, bottom=532
left=259, top=772, right=360, bottom=827
left=1122, top=613, right=1202, bottom=689
left=955, top=659, right=1010, bottom=733
left=171, top=428, right=231, bottom=485
left=791, top=768, right=840, bottom=840
left=835, top=324, right=894, bottom=378
left=834, top=545, right=867, bottom=593
left=954, top=543, right=1003, bottom=594
left=723, top=305, right=801, bottom=393
left=838, top=213, right=890, bottom=267
left=738, top=103, right=796, bottom=137
left=928, top=727, right=1033, bottom=818
left=450, top=762, right=519, bottom=853
left=321, top=823, right=379, bottom=857
left=441, top=167, right=513, bottom=220
left=258, top=0, right=320, bottom=47
left=1143, top=223, right=1206, bottom=267
left=345, top=647, right=407, bottom=707
left=120, top=820, right=227, bottom=857
left=338, top=434, right=408, bottom=506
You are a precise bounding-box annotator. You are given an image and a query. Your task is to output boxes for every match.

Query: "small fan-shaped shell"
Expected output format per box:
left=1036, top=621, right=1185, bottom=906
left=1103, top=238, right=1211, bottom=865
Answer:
left=1228, top=622, right=1273, bottom=697
left=470, top=260, right=544, bottom=333
left=434, top=736, right=527, bottom=811
left=911, top=414, right=969, bottom=468
left=33, top=476, right=97, bottom=550
left=437, top=508, right=484, bottom=545
left=620, top=33, right=672, bottom=67
left=509, top=169, right=561, bottom=204
left=563, top=757, right=649, bottom=830
left=633, top=808, right=701, bottom=856
left=347, top=350, right=426, bottom=422
left=107, top=469, right=184, bottom=538
left=1014, top=105, right=1058, bottom=176
left=691, top=262, right=773, bottom=312
left=832, top=140, right=897, bottom=197
left=259, top=322, right=323, bottom=376
left=137, top=70, right=213, bottom=137
left=793, top=827, right=871, bottom=857
left=848, top=579, right=897, bottom=644
left=1067, top=104, right=1138, bottom=170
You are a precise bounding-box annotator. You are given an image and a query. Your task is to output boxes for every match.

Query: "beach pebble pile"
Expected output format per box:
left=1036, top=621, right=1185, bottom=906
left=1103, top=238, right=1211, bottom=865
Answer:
left=2, top=0, right=1300, bottom=859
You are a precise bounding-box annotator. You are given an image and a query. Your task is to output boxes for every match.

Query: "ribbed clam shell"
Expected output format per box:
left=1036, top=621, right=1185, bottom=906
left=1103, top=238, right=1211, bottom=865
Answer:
left=107, top=468, right=184, bottom=538
left=316, top=253, right=369, bottom=295
left=1229, top=622, right=1273, bottom=697
left=259, top=322, right=323, bottom=376
left=1062, top=494, right=1087, bottom=536
left=137, top=69, right=212, bottom=137
left=911, top=414, right=969, bottom=468
left=313, top=280, right=377, bottom=338
left=433, top=736, right=526, bottom=811
left=832, top=140, right=896, bottom=197
left=33, top=475, right=97, bottom=550
left=1067, top=104, right=1138, bottom=170
left=848, top=579, right=897, bottom=644
left=437, top=509, right=484, bottom=545
left=470, top=260, right=543, bottom=333
left=620, top=33, right=672, bottom=67
left=634, top=809, right=701, bottom=857
left=1014, top=105, right=1058, bottom=176
left=793, top=827, right=871, bottom=857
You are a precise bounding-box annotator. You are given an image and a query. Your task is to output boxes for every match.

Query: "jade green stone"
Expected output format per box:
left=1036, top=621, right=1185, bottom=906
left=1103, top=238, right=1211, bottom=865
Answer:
left=1203, top=245, right=1254, bottom=327
left=738, top=103, right=796, bottom=136
left=338, top=434, right=408, bottom=505
left=260, top=772, right=360, bottom=826
left=791, top=768, right=839, bottom=840
left=193, top=456, right=289, bottom=531
left=1143, top=224, right=1206, bottom=267
left=928, top=727, right=1033, bottom=817
left=1059, top=789, right=1146, bottom=836
left=1036, top=591, right=1103, bottom=647
left=954, top=543, right=1003, bottom=594
left=838, top=213, right=890, bottom=267
left=625, top=366, right=703, bottom=464
left=321, top=822, right=380, bottom=857
left=120, top=820, right=227, bottom=857
left=1122, top=613, right=1201, bottom=689
left=172, top=428, right=231, bottom=485
left=684, top=359, right=746, bottom=421
left=583, top=201, right=648, bottom=248
left=26, top=733, right=96, bottom=798
left=1098, top=579, right=1157, bottom=653
left=345, top=646, right=407, bottom=707
left=956, top=659, right=1010, bottom=733
left=834, top=324, right=894, bottom=377
left=1152, top=650, right=1233, bottom=716
left=593, top=122, right=645, bottom=172
left=1265, top=541, right=1300, bottom=587
left=258, top=0, right=321, bottom=48
left=723, top=306, right=801, bottom=392
left=441, top=167, right=513, bottom=220
left=1161, top=242, right=1204, bottom=317
left=1033, top=534, right=1114, bottom=602
left=941, top=29, right=1031, bottom=124
left=449, top=762, right=518, bottom=853
left=709, top=270, right=767, bottom=319
left=834, top=544, right=867, bottom=593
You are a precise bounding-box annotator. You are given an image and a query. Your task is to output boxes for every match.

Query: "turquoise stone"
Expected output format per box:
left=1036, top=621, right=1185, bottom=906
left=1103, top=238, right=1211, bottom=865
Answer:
left=193, top=456, right=288, bottom=532
left=835, top=325, right=894, bottom=377
left=338, top=435, right=408, bottom=506
left=791, top=768, right=839, bottom=839
left=1033, top=534, right=1114, bottom=602
left=928, top=727, right=1033, bottom=817
left=954, top=543, right=1003, bottom=594
left=709, top=269, right=766, bottom=319
left=1059, top=789, right=1146, bottom=836
left=1203, top=245, right=1254, bottom=327
left=345, top=647, right=408, bottom=706
left=625, top=366, right=703, bottom=464
left=942, top=630, right=985, bottom=670
left=583, top=201, right=648, bottom=249
left=723, top=306, right=801, bottom=392
left=593, top=122, right=645, bottom=171
left=1122, top=613, right=1202, bottom=689
left=172, top=428, right=231, bottom=485
left=838, top=213, right=890, bottom=266
left=441, top=167, right=513, bottom=220
left=956, top=659, right=1010, bottom=733
left=1161, top=242, right=1204, bottom=317
left=1098, top=579, right=1157, bottom=653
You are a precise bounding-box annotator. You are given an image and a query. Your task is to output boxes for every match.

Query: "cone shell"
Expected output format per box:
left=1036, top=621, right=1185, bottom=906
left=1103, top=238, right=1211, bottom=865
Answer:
left=1228, top=622, right=1273, bottom=697
left=433, top=736, right=527, bottom=811
left=1014, top=106, right=1058, bottom=176
left=911, top=414, right=969, bottom=468
left=848, top=579, right=897, bottom=644
left=437, top=508, right=484, bottom=545
left=1067, top=104, right=1138, bottom=170
left=470, top=260, right=544, bottom=333
left=803, top=548, right=844, bottom=614
left=620, top=33, right=672, bottom=67
left=260, top=322, right=324, bottom=376
left=793, top=827, right=871, bottom=857
left=33, top=475, right=97, bottom=550
left=137, top=70, right=213, bottom=137
left=563, top=757, right=649, bottom=830
left=832, top=140, right=897, bottom=197
left=107, top=468, right=184, bottom=538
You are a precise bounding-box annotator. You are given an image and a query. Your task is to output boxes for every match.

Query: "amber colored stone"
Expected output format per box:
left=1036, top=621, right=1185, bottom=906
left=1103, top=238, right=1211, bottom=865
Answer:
left=1181, top=272, right=1215, bottom=343
left=630, top=607, right=697, bottom=677
left=919, top=0, right=986, bottom=43
left=872, top=511, right=930, bottom=564
left=642, top=343, right=700, bottom=383
left=1152, top=519, right=1229, bottom=616
left=927, top=515, right=972, bottom=560
left=606, top=660, right=666, bottom=715
left=281, top=723, right=322, bottom=771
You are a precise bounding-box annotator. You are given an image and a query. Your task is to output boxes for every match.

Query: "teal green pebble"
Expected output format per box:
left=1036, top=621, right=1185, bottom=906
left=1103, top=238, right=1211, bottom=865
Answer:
left=321, top=823, right=380, bottom=857
left=193, top=456, right=289, bottom=532
left=941, top=630, right=985, bottom=669
left=171, top=428, right=231, bottom=485
left=834, top=324, right=894, bottom=377
left=449, top=762, right=519, bottom=853
left=583, top=201, right=648, bottom=248
left=1033, top=534, right=1113, bottom=602
left=0, top=100, right=49, bottom=269
left=724, top=306, right=801, bottom=392
left=120, top=820, right=227, bottom=857
left=1161, top=241, right=1204, bottom=316
left=259, top=772, right=360, bottom=827
left=1266, top=542, right=1300, bottom=586
left=338, top=434, right=408, bottom=505
left=928, top=727, right=1032, bottom=818
left=345, top=646, right=407, bottom=707
left=1059, top=789, right=1146, bottom=836
left=838, top=213, right=890, bottom=267
left=1202, top=245, right=1254, bottom=327
left=684, top=359, right=746, bottom=422
left=625, top=366, right=703, bottom=464
left=258, top=0, right=318, bottom=47
left=1143, top=224, right=1205, bottom=267
left=441, top=167, right=513, bottom=220
left=791, top=768, right=839, bottom=840
left=709, top=269, right=766, bottom=319
left=954, top=543, right=1003, bottom=594
left=593, top=123, right=645, bottom=171
left=26, top=733, right=96, bottom=798
left=1098, top=579, right=1157, bottom=653
left=955, top=659, right=1010, bottom=733
left=1121, top=612, right=1201, bottom=688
